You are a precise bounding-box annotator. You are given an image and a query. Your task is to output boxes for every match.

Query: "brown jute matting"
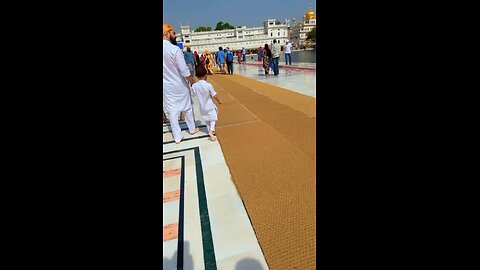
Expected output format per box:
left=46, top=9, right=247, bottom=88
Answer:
left=224, top=75, right=316, bottom=118
left=207, top=74, right=316, bottom=270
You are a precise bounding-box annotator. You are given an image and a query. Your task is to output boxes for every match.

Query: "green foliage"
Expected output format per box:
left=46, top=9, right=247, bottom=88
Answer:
left=223, top=23, right=235, bottom=29
left=215, top=22, right=236, bottom=30
left=215, top=22, right=224, bottom=30
left=194, top=26, right=212, bottom=32
left=306, top=27, right=316, bottom=41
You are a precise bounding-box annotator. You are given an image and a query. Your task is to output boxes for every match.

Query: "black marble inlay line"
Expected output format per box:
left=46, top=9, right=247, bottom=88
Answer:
left=163, top=156, right=182, bottom=162
left=163, top=125, right=207, bottom=134
left=163, top=147, right=198, bottom=155
left=176, top=155, right=185, bottom=269
left=162, top=147, right=217, bottom=269
left=163, top=121, right=199, bottom=129
left=163, top=135, right=210, bottom=145
left=163, top=120, right=186, bottom=127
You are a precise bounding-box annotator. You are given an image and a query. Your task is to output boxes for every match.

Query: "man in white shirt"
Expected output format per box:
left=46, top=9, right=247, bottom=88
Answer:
left=271, top=39, right=281, bottom=75
left=284, top=40, right=293, bottom=65
left=163, top=23, right=199, bottom=144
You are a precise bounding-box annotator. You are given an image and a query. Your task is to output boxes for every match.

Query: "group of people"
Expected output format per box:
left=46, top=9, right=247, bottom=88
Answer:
left=183, top=46, right=217, bottom=77
left=163, top=24, right=297, bottom=144
left=163, top=24, right=222, bottom=143
left=186, top=39, right=294, bottom=78
left=185, top=46, right=248, bottom=76
left=257, top=39, right=293, bottom=76
left=214, top=46, right=239, bottom=75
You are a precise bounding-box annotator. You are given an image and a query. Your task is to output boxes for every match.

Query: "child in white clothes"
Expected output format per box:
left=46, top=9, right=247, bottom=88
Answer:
left=192, top=66, right=222, bottom=141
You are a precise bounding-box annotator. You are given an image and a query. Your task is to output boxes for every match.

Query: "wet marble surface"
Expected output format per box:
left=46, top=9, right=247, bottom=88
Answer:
left=231, top=62, right=316, bottom=98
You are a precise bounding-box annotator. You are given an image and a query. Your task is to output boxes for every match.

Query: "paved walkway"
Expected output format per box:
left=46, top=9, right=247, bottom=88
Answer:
left=241, top=61, right=316, bottom=70
left=231, top=62, right=316, bottom=98
left=163, top=102, right=269, bottom=270
left=163, top=67, right=316, bottom=269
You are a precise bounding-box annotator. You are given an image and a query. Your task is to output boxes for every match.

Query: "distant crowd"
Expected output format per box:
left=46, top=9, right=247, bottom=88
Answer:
left=163, top=23, right=295, bottom=144
left=183, top=45, right=245, bottom=76
left=183, top=39, right=293, bottom=77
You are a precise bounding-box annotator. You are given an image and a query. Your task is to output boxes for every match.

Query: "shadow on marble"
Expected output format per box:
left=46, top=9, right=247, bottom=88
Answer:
left=236, top=258, right=266, bottom=270
left=216, top=251, right=269, bottom=270
left=163, top=241, right=194, bottom=270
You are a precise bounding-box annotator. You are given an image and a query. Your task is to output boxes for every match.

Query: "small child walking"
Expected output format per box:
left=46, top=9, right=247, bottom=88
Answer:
left=192, top=65, right=222, bottom=141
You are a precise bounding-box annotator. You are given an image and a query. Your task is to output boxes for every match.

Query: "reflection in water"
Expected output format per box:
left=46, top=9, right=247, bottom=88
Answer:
left=279, top=49, right=316, bottom=63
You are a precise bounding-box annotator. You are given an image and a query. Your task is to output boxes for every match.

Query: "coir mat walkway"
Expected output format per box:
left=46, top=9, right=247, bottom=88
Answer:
left=208, top=73, right=317, bottom=269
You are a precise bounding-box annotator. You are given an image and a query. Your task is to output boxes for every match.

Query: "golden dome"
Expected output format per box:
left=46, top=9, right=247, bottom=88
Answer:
left=305, top=6, right=316, bottom=19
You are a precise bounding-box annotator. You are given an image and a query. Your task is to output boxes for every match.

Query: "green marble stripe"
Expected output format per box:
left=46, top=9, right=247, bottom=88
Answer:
left=194, top=147, right=217, bottom=269
left=162, top=147, right=217, bottom=269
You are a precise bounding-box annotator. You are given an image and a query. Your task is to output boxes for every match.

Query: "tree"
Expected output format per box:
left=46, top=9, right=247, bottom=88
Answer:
left=223, top=23, right=235, bottom=29
left=194, top=26, right=212, bottom=32
left=215, top=22, right=236, bottom=30
left=306, top=27, right=316, bottom=41
left=215, top=22, right=224, bottom=30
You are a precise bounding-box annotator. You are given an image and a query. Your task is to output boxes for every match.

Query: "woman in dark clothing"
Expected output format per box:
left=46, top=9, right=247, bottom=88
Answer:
left=262, top=44, right=272, bottom=75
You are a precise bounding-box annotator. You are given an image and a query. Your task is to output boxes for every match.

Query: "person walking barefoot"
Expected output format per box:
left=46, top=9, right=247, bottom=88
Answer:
left=162, top=23, right=199, bottom=144
left=191, top=65, right=222, bottom=141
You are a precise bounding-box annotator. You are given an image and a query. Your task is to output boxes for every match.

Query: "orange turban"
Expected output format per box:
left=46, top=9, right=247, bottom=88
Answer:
left=163, top=23, right=173, bottom=35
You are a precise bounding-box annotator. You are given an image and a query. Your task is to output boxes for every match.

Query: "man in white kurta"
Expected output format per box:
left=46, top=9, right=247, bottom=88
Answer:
left=163, top=24, right=199, bottom=143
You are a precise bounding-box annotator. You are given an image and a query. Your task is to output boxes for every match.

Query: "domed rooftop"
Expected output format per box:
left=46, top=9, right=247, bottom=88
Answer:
left=305, top=5, right=316, bottom=19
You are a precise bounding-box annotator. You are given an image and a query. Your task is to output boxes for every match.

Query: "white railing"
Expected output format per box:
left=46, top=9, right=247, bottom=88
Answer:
left=188, top=33, right=289, bottom=43
left=184, top=26, right=266, bottom=36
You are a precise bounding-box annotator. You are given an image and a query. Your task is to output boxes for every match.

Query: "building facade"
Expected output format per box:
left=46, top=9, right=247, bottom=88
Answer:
left=177, top=19, right=289, bottom=53
left=290, top=6, right=316, bottom=48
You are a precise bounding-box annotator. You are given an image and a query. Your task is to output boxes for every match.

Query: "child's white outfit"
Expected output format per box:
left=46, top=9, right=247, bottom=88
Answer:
left=191, top=80, right=218, bottom=132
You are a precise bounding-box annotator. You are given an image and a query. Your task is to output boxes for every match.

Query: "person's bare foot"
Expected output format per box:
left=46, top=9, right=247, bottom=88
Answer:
left=175, top=138, right=182, bottom=144
left=189, top=127, right=200, bottom=135
left=208, top=131, right=217, bottom=141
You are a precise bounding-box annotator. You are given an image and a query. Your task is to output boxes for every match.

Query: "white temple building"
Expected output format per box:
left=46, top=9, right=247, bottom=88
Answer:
left=176, top=19, right=289, bottom=53
left=290, top=5, right=317, bottom=48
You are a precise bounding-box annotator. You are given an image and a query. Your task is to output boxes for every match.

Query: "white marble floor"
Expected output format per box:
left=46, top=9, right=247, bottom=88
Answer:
left=230, top=62, right=317, bottom=98
left=163, top=100, right=269, bottom=270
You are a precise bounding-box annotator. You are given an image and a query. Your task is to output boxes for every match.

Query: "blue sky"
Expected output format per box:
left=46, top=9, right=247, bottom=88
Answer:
left=163, top=0, right=317, bottom=31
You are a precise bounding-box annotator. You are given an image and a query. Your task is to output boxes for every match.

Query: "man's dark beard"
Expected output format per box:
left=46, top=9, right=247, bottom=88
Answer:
left=170, top=36, right=177, bottom=45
